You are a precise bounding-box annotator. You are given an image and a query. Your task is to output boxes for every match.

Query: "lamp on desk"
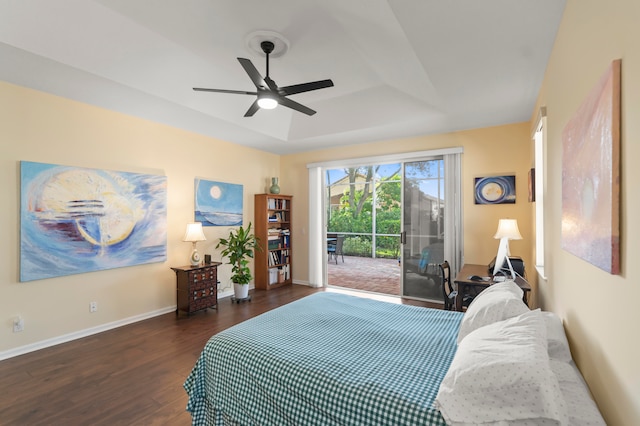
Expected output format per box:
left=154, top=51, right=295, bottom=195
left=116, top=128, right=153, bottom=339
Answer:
left=183, top=222, right=206, bottom=266
left=492, top=218, right=522, bottom=279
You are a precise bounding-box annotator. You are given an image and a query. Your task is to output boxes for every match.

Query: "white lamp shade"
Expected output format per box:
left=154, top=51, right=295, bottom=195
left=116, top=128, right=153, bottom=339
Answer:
left=183, top=222, right=206, bottom=242
left=493, top=219, right=522, bottom=240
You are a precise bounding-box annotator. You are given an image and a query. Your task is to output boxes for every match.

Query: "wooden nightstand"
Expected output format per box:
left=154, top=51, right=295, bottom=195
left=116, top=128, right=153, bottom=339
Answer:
left=171, top=263, right=221, bottom=316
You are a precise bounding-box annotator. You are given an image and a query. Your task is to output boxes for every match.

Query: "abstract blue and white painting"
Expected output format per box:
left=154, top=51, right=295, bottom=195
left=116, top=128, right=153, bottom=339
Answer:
left=474, top=175, right=516, bottom=205
left=20, top=161, right=167, bottom=281
left=195, top=179, right=243, bottom=226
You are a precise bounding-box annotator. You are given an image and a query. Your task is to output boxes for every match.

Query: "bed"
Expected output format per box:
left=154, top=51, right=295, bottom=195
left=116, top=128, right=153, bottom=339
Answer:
left=185, top=286, right=606, bottom=426
left=185, top=292, right=462, bottom=425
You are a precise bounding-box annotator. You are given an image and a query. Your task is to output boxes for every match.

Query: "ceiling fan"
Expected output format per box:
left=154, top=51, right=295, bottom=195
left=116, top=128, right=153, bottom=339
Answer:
left=193, top=41, right=334, bottom=117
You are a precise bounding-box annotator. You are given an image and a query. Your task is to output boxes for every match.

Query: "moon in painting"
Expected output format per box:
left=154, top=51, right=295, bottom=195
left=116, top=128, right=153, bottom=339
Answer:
left=210, top=185, right=222, bottom=199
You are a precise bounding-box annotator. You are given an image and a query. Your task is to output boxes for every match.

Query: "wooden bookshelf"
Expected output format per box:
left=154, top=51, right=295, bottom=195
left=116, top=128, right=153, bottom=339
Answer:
left=254, top=194, right=292, bottom=290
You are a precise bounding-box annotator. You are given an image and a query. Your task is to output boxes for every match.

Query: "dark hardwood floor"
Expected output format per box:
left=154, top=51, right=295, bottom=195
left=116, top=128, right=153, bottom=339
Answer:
left=0, top=285, right=440, bottom=425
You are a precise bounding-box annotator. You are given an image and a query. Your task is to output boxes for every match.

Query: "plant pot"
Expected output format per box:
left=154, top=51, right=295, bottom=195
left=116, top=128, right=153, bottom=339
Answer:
left=234, top=283, right=249, bottom=299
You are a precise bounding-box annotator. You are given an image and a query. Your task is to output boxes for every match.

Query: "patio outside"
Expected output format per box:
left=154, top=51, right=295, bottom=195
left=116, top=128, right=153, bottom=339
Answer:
left=327, top=254, right=445, bottom=307
left=327, top=255, right=400, bottom=295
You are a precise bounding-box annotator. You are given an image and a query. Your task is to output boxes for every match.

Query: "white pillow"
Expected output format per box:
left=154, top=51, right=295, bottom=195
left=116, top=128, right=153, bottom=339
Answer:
left=457, top=280, right=529, bottom=344
left=436, top=309, right=569, bottom=425
left=541, top=311, right=573, bottom=363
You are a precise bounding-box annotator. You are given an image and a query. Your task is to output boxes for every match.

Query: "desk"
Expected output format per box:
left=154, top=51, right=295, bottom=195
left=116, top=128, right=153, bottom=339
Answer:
left=453, top=263, right=531, bottom=312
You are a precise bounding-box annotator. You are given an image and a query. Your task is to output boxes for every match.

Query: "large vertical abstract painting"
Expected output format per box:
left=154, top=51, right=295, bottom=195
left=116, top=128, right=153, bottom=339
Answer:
left=20, top=161, right=167, bottom=281
left=195, top=179, right=243, bottom=226
left=561, top=59, right=621, bottom=274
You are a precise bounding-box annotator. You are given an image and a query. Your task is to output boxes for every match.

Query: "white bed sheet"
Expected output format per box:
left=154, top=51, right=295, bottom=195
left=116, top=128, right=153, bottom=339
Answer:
left=551, top=360, right=606, bottom=426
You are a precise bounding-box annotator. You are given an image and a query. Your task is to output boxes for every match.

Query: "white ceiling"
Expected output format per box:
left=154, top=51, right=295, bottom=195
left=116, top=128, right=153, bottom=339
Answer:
left=0, top=0, right=565, bottom=155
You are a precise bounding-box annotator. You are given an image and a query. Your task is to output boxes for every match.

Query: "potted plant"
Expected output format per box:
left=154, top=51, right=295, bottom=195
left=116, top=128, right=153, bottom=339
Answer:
left=216, top=223, right=260, bottom=299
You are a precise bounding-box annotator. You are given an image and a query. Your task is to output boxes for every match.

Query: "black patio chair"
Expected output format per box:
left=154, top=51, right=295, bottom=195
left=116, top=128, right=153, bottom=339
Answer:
left=327, top=235, right=345, bottom=264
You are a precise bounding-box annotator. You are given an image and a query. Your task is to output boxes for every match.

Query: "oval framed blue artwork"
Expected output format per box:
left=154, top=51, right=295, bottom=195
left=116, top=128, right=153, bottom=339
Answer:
left=474, top=175, right=516, bottom=204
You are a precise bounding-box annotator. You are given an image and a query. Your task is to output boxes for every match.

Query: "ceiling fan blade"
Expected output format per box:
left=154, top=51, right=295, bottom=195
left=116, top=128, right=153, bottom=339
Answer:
left=244, top=100, right=261, bottom=117
left=264, top=76, right=278, bottom=92
left=193, top=87, right=257, bottom=95
left=237, top=58, right=268, bottom=89
left=278, top=96, right=316, bottom=116
left=279, top=79, right=334, bottom=96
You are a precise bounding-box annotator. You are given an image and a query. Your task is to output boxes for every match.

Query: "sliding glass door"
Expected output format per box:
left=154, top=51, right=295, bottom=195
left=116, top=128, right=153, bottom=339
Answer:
left=401, top=156, right=462, bottom=301
left=309, top=148, right=463, bottom=298
left=401, top=159, right=444, bottom=300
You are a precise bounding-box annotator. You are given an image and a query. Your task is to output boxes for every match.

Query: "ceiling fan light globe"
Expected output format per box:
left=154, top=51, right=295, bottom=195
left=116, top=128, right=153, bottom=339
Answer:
left=257, top=97, right=278, bottom=109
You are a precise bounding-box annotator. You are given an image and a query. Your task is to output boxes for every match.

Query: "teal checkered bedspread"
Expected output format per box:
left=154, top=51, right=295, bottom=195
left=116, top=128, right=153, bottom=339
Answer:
left=184, top=292, right=463, bottom=426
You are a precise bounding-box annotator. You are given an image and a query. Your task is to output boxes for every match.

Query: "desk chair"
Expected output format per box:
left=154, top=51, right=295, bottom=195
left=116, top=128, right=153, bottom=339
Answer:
left=439, top=261, right=456, bottom=311
left=439, top=261, right=473, bottom=311
left=327, top=235, right=345, bottom=264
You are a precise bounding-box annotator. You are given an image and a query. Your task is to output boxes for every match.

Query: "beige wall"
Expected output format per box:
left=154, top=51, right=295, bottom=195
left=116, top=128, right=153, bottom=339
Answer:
left=282, top=122, right=534, bottom=297
left=532, top=0, right=639, bottom=424
left=0, top=81, right=279, bottom=355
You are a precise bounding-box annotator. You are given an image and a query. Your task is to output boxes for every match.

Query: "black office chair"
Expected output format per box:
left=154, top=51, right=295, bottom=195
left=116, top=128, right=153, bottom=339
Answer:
left=439, top=261, right=474, bottom=311
left=439, top=261, right=457, bottom=311
left=327, top=235, right=345, bottom=264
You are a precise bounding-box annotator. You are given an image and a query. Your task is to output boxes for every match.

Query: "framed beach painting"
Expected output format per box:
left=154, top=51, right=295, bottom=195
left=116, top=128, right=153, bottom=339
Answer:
left=195, top=179, right=243, bottom=226
left=561, top=59, right=621, bottom=274
left=20, top=161, right=167, bottom=281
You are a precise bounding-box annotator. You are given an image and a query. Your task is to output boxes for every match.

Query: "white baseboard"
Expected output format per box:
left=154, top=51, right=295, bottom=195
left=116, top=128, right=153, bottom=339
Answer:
left=218, top=289, right=234, bottom=298
left=0, top=306, right=176, bottom=361
left=1, top=283, right=317, bottom=361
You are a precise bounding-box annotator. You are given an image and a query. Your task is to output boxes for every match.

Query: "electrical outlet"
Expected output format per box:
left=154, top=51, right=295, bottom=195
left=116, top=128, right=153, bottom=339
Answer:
left=13, top=316, right=24, bottom=333
left=90, top=302, right=98, bottom=313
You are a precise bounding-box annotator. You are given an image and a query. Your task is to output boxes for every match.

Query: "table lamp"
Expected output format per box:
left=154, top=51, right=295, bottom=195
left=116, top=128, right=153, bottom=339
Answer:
left=492, top=218, right=523, bottom=278
left=183, top=222, right=206, bottom=266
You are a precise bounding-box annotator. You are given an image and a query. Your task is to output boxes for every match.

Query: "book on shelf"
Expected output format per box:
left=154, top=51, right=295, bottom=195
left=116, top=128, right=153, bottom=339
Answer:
left=269, top=268, right=279, bottom=284
left=268, top=251, right=286, bottom=266
left=267, top=235, right=281, bottom=250
left=267, top=228, right=290, bottom=237
left=267, top=198, right=288, bottom=210
left=268, top=240, right=280, bottom=250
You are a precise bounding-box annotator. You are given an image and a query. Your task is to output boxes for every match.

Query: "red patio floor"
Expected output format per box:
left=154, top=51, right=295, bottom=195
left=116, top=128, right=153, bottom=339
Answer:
left=327, top=255, right=401, bottom=295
